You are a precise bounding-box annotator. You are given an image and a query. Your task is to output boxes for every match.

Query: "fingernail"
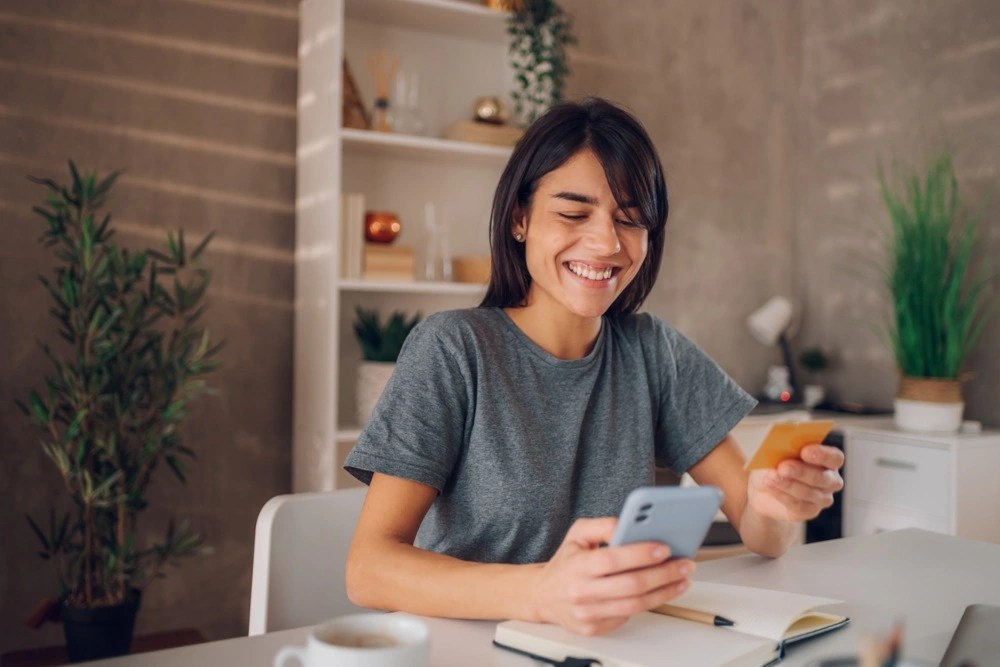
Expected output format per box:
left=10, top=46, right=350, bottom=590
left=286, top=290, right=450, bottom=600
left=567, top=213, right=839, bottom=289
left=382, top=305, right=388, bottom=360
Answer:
left=653, top=546, right=669, bottom=559
left=680, top=563, right=693, bottom=575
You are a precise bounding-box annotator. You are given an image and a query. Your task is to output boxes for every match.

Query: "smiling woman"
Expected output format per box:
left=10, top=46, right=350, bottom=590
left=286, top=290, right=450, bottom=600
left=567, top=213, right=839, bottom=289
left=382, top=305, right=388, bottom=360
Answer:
left=483, top=98, right=667, bottom=322
left=341, top=97, right=845, bottom=637
left=505, top=148, right=651, bottom=354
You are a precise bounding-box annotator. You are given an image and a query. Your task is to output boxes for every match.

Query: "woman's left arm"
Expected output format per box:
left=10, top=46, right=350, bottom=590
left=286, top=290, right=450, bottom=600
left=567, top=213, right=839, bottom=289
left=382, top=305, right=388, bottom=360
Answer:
left=687, top=436, right=845, bottom=558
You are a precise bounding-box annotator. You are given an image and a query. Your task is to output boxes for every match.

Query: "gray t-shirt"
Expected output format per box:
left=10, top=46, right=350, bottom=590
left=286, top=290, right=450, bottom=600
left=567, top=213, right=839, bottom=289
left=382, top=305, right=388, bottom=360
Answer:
left=344, top=307, right=755, bottom=565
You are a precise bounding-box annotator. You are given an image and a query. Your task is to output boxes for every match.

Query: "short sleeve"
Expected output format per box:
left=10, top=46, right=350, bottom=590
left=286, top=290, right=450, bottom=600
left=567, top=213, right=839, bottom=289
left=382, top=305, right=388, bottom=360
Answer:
left=343, top=319, right=471, bottom=491
left=652, top=322, right=757, bottom=474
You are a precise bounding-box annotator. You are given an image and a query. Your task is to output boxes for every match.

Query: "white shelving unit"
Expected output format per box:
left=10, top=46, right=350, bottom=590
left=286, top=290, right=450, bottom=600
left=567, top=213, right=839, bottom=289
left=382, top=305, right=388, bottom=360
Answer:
left=345, top=0, right=507, bottom=43
left=339, top=278, right=487, bottom=295
left=295, top=0, right=513, bottom=491
left=342, top=128, right=512, bottom=162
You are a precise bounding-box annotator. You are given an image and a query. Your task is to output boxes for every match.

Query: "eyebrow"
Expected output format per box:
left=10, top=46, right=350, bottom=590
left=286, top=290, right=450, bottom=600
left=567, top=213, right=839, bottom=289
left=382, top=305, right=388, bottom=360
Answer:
left=551, top=191, right=638, bottom=208
left=551, top=190, right=598, bottom=205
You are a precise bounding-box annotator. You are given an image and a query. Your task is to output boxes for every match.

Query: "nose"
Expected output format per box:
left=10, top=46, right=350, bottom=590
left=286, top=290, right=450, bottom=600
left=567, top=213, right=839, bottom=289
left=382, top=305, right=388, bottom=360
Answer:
left=584, top=212, right=621, bottom=256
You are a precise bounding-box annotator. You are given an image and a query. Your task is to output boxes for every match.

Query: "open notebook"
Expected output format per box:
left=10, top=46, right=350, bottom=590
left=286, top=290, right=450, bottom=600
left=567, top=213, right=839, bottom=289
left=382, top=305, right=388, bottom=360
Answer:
left=493, top=581, right=849, bottom=667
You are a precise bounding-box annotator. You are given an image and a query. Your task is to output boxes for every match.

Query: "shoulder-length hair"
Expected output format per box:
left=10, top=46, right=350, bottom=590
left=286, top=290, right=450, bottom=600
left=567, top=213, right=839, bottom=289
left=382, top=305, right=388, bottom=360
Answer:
left=479, top=97, right=669, bottom=318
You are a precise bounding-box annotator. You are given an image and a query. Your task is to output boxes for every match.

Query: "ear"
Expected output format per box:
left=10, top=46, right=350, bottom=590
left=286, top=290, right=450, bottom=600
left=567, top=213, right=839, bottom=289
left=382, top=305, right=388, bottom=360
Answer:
left=512, top=205, right=527, bottom=237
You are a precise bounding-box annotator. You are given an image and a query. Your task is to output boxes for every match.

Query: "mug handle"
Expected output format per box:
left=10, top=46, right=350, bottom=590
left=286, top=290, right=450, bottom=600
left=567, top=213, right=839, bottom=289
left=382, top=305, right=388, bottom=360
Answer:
left=274, top=645, right=306, bottom=667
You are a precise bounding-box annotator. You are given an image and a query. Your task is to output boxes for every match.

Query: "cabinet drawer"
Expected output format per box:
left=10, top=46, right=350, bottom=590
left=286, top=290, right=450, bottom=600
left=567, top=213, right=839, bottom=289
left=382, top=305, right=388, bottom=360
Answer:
left=845, top=500, right=951, bottom=537
left=846, top=436, right=951, bottom=518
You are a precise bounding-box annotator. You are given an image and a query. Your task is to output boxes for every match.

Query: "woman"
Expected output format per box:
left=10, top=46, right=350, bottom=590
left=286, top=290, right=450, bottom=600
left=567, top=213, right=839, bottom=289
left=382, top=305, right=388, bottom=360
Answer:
left=344, top=97, right=843, bottom=636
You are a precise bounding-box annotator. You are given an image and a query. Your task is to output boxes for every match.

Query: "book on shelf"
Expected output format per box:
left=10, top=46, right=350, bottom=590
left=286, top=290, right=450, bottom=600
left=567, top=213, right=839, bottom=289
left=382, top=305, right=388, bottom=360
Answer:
left=363, top=243, right=414, bottom=281
left=340, top=193, right=365, bottom=279
left=493, top=581, right=849, bottom=667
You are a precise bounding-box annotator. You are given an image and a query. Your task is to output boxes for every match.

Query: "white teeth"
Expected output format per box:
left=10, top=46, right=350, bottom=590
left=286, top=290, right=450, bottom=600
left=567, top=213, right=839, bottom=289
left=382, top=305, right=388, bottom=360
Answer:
left=568, top=262, right=614, bottom=281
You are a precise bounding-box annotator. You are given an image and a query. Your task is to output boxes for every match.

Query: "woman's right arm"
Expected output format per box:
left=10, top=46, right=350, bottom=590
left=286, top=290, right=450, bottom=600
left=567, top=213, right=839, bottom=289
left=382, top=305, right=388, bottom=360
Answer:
left=345, top=472, right=696, bottom=635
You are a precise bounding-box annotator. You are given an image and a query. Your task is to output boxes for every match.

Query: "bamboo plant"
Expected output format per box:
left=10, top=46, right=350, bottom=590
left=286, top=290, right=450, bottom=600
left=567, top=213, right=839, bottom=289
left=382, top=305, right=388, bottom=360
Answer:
left=19, top=162, right=222, bottom=609
left=879, top=153, right=991, bottom=379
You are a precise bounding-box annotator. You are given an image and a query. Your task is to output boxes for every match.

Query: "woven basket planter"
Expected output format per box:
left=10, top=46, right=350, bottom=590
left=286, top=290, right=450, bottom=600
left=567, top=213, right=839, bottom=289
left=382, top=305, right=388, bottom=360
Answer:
left=895, top=376, right=963, bottom=432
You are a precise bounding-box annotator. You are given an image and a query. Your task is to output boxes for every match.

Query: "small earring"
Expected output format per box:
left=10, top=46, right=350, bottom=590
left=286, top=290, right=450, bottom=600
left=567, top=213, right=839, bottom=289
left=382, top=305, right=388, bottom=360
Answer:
left=513, top=232, right=524, bottom=242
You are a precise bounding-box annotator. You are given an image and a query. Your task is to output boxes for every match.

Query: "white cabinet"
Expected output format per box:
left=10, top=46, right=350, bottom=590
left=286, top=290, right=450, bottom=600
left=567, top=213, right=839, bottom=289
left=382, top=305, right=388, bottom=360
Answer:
left=295, top=0, right=514, bottom=491
left=842, top=419, right=1000, bottom=543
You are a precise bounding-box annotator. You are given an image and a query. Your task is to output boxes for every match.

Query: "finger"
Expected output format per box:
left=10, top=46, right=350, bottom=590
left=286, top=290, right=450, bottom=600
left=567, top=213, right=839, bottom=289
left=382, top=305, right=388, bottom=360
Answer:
left=582, top=559, right=695, bottom=602
left=767, top=471, right=835, bottom=506
left=578, top=542, right=671, bottom=578
left=764, top=475, right=832, bottom=514
left=775, top=460, right=844, bottom=492
left=575, top=578, right=691, bottom=622
left=564, top=517, right=619, bottom=548
left=570, top=616, right=630, bottom=637
left=800, top=444, right=845, bottom=470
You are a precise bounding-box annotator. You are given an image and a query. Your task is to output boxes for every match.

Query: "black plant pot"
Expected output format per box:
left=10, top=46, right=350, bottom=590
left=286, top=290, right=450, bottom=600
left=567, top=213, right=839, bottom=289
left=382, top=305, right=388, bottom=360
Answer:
left=60, top=589, right=142, bottom=663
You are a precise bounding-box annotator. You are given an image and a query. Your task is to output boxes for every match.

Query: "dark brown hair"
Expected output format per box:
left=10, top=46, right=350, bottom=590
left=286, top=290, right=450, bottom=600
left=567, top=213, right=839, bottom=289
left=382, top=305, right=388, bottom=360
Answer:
left=479, top=97, right=669, bottom=318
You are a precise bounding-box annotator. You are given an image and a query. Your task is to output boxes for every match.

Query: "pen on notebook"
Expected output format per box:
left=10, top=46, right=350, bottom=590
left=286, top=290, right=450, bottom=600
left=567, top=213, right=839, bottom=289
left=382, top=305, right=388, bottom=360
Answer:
left=655, top=604, right=735, bottom=627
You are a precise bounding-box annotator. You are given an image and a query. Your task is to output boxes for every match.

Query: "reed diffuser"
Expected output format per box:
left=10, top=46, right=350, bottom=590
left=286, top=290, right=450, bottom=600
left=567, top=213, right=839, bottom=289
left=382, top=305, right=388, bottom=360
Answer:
left=367, top=51, right=399, bottom=132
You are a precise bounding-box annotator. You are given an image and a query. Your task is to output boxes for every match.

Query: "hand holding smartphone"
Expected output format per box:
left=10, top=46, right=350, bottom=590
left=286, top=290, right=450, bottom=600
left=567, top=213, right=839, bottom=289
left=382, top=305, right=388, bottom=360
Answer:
left=608, top=486, right=724, bottom=559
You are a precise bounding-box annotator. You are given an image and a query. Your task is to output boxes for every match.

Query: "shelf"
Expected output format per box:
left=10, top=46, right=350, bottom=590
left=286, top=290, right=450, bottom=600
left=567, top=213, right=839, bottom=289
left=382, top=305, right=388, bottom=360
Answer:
left=341, top=128, right=512, bottom=163
left=345, top=0, right=509, bottom=44
left=339, top=278, right=487, bottom=295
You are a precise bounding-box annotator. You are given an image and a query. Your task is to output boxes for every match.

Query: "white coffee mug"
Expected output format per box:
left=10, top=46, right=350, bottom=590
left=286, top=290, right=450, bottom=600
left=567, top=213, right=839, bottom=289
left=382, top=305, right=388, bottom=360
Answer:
left=274, top=613, right=429, bottom=667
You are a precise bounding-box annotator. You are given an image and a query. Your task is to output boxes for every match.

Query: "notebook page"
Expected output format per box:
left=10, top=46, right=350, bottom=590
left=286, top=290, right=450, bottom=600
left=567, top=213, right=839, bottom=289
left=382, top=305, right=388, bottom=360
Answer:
left=664, top=581, right=842, bottom=641
left=496, top=612, right=776, bottom=667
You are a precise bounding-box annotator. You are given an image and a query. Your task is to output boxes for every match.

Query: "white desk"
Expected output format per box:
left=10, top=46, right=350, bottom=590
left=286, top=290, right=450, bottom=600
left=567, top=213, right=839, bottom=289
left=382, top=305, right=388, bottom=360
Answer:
left=85, top=529, right=1000, bottom=667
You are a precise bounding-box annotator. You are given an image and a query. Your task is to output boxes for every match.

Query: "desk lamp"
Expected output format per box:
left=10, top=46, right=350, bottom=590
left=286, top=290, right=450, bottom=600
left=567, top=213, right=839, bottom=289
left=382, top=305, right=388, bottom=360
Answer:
left=747, top=296, right=800, bottom=403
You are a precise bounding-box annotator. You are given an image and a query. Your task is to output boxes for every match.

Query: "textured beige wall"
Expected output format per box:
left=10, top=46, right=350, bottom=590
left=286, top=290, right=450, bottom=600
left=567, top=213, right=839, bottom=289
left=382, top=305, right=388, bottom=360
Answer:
left=794, top=0, right=999, bottom=424
left=0, top=0, right=296, bottom=653
left=563, top=0, right=803, bottom=393
left=566, top=0, right=998, bottom=425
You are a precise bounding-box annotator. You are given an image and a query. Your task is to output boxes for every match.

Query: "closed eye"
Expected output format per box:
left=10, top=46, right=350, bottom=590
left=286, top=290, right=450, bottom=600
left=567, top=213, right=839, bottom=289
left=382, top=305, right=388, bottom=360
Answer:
left=558, top=212, right=642, bottom=228
left=617, top=216, right=644, bottom=228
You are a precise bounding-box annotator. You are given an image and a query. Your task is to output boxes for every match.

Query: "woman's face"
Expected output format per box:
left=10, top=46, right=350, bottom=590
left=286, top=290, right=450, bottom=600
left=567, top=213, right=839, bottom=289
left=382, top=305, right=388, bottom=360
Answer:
left=514, top=148, right=648, bottom=320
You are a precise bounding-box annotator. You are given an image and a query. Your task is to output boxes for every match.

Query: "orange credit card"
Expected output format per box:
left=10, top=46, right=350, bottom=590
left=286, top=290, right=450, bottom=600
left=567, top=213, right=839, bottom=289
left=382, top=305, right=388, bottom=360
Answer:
left=745, top=420, right=835, bottom=471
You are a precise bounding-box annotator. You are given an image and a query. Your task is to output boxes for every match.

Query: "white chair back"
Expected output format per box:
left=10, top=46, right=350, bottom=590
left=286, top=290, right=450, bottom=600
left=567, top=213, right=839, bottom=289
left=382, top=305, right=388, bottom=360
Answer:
left=248, top=488, right=368, bottom=635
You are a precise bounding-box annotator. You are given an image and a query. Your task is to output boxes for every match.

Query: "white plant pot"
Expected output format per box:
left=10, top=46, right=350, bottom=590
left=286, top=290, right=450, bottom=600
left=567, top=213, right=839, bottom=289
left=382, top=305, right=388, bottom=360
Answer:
left=894, top=398, right=964, bottom=433
left=803, top=384, right=825, bottom=410
left=356, top=361, right=396, bottom=427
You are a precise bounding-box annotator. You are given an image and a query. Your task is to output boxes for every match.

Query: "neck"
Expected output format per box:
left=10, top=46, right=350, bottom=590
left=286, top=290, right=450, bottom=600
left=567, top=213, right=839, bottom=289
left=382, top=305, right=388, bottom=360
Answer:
left=504, top=304, right=603, bottom=360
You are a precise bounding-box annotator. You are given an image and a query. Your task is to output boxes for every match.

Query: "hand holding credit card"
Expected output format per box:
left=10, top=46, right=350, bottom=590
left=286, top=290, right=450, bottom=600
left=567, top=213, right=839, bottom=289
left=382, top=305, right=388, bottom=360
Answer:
left=745, top=420, right=835, bottom=471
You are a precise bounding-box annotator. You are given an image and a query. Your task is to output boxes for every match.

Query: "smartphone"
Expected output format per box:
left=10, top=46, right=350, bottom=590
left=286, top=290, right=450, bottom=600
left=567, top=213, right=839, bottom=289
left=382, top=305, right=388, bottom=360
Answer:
left=608, top=486, right=724, bottom=559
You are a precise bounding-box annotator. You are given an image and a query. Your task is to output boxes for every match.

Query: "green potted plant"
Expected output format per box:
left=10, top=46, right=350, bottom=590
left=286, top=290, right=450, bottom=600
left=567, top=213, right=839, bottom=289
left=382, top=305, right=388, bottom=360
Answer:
left=18, top=162, right=222, bottom=662
left=879, top=153, right=992, bottom=431
left=352, top=307, right=420, bottom=426
left=506, top=0, right=577, bottom=126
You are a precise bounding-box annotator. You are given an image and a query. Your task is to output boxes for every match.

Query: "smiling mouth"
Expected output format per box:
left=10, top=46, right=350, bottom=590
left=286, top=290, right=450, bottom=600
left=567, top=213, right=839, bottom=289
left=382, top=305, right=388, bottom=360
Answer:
left=565, top=261, right=618, bottom=282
